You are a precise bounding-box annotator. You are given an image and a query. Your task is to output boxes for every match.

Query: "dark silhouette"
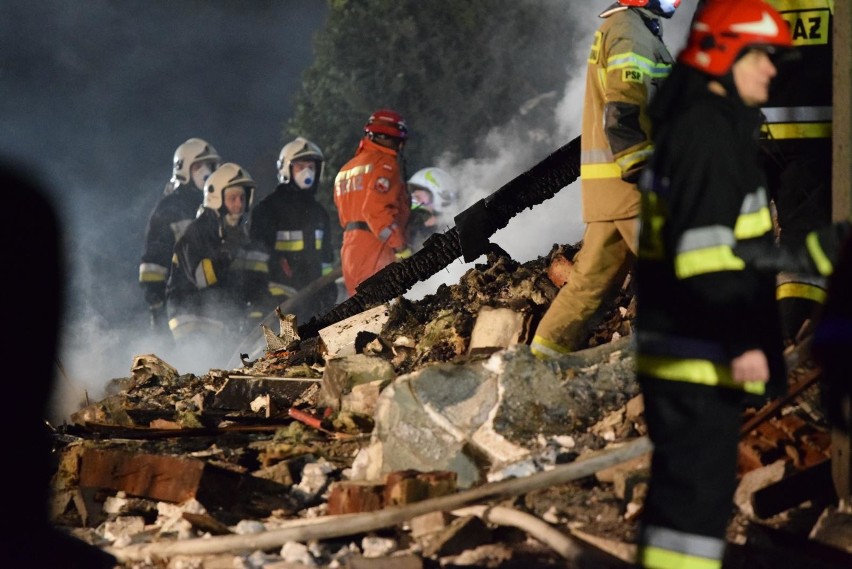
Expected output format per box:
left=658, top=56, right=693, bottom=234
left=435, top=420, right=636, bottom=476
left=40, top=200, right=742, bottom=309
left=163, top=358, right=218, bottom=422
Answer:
left=0, top=161, right=116, bottom=567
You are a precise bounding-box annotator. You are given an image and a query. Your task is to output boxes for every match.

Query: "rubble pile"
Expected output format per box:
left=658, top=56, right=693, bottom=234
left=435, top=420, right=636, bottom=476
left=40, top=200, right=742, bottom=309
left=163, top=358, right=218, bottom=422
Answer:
left=49, top=244, right=852, bottom=568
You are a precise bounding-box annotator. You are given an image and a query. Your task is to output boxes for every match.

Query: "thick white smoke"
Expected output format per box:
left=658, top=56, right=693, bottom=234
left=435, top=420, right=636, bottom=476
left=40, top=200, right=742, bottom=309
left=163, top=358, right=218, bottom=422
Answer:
left=406, top=1, right=698, bottom=300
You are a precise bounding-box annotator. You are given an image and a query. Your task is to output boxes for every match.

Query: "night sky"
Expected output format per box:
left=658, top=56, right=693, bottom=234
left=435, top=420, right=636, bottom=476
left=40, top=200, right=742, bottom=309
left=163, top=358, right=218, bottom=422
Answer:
left=0, top=1, right=698, bottom=420
left=0, top=1, right=328, bottom=412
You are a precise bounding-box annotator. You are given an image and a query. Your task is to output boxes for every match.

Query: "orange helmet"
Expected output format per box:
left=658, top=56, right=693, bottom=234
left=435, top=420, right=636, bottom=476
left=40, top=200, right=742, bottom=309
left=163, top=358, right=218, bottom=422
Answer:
left=679, top=0, right=792, bottom=77
left=364, top=108, right=409, bottom=140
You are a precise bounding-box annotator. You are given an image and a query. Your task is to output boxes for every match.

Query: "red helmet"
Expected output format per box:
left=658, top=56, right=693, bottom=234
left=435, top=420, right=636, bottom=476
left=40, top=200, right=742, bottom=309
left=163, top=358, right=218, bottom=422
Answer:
left=364, top=108, right=409, bottom=140
left=617, top=0, right=681, bottom=7
left=679, top=0, right=792, bottom=77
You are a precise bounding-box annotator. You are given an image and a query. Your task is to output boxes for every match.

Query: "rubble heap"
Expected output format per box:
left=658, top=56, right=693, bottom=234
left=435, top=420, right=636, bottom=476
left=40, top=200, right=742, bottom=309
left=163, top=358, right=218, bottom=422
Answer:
left=49, top=244, right=852, bottom=569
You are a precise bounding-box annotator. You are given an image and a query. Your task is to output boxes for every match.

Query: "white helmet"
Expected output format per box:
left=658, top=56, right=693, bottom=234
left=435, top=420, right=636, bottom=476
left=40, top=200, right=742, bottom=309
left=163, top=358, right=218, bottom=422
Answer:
left=203, top=162, right=255, bottom=212
left=277, top=137, right=324, bottom=186
left=407, top=167, right=458, bottom=212
left=171, top=138, right=221, bottom=186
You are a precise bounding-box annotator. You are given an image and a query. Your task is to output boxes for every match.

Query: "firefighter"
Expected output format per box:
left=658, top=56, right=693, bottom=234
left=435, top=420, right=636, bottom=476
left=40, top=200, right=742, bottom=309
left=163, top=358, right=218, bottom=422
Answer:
left=529, top=0, right=679, bottom=360
left=761, top=0, right=834, bottom=347
left=333, top=109, right=411, bottom=297
left=633, top=2, right=849, bottom=566
left=139, top=137, right=220, bottom=334
left=250, top=137, right=336, bottom=323
left=406, top=166, right=458, bottom=252
left=166, top=163, right=272, bottom=368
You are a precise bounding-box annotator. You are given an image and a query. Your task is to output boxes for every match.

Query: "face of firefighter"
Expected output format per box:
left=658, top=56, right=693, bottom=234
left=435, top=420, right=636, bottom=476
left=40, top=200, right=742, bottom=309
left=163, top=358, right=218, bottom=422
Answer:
left=222, top=186, right=246, bottom=226
left=292, top=159, right=316, bottom=189
left=411, top=187, right=434, bottom=211
left=190, top=160, right=217, bottom=191
left=732, top=48, right=777, bottom=107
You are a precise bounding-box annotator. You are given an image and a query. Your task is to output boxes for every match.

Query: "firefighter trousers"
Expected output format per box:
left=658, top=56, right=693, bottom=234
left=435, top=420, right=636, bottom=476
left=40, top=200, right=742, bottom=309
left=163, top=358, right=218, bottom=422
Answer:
left=531, top=217, right=637, bottom=358
left=636, top=376, right=748, bottom=569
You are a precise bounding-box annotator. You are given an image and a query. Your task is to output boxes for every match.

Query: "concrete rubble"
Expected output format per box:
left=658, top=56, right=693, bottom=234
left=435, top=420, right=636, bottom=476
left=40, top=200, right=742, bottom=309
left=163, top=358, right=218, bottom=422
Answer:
left=47, top=245, right=852, bottom=568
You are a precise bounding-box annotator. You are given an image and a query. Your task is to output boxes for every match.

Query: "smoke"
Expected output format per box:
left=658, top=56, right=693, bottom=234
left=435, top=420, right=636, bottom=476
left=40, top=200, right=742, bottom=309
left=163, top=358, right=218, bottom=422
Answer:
left=0, top=0, right=328, bottom=424
left=406, top=1, right=699, bottom=300
left=1, top=1, right=700, bottom=424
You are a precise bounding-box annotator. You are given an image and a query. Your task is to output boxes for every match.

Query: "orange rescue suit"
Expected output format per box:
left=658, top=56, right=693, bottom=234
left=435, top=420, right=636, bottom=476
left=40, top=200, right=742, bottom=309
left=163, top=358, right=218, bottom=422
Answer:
left=333, top=138, right=410, bottom=296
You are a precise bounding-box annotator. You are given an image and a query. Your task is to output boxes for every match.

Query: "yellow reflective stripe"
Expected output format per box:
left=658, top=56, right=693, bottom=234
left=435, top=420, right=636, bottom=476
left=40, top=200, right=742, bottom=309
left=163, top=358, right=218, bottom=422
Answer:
left=768, top=0, right=831, bottom=11
left=275, top=240, right=305, bottom=251
left=806, top=231, right=834, bottom=275
left=607, top=52, right=672, bottom=78
left=733, top=207, right=773, bottom=240
left=230, top=257, right=269, bottom=273
left=637, top=354, right=766, bottom=395
left=639, top=545, right=722, bottom=569
left=139, top=272, right=166, bottom=283
left=761, top=122, right=831, bottom=140
left=530, top=334, right=572, bottom=360
left=201, top=258, right=217, bottom=286
left=675, top=245, right=745, bottom=279
left=616, top=144, right=653, bottom=172
left=776, top=282, right=827, bottom=303
left=581, top=162, right=622, bottom=180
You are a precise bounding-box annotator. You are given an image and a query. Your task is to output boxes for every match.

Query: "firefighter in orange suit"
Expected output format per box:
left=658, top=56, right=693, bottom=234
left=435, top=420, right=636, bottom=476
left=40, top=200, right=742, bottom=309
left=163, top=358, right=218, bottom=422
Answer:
left=762, top=0, right=834, bottom=346
left=333, top=109, right=411, bottom=297
left=530, top=0, right=678, bottom=359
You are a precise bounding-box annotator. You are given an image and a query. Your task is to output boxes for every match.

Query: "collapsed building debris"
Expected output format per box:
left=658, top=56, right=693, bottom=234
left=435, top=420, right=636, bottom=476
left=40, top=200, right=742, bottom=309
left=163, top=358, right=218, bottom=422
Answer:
left=49, top=245, right=852, bottom=568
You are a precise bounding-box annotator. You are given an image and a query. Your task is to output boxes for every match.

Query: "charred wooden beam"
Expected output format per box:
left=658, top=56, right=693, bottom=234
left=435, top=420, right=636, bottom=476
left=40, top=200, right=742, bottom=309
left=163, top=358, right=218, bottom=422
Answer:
left=298, top=136, right=581, bottom=339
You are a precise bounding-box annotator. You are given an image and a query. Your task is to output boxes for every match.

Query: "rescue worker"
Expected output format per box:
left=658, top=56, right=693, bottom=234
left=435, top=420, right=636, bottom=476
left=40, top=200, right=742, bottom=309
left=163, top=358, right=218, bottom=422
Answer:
left=250, top=137, right=336, bottom=323
left=166, top=163, right=272, bottom=368
left=139, top=137, right=220, bottom=333
left=406, top=166, right=459, bottom=251
left=633, top=2, right=848, bottom=566
left=529, top=0, right=678, bottom=360
left=762, top=0, right=834, bottom=346
left=333, top=108, right=411, bottom=297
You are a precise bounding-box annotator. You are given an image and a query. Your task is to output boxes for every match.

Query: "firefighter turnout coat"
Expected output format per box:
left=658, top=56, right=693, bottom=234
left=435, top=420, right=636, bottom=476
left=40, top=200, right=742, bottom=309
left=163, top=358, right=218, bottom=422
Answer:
left=333, top=137, right=409, bottom=297
left=250, top=183, right=334, bottom=296
left=167, top=209, right=271, bottom=345
left=634, top=65, right=847, bottom=569
left=529, top=5, right=672, bottom=359
left=580, top=6, right=673, bottom=223
left=139, top=182, right=202, bottom=311
left=762, top=0, right=834, bottom=341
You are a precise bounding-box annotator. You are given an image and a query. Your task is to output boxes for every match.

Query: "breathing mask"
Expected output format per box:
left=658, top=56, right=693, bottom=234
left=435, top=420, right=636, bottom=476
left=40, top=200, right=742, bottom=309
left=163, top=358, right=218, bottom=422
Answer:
left=294, top=164, right=316, bottom=189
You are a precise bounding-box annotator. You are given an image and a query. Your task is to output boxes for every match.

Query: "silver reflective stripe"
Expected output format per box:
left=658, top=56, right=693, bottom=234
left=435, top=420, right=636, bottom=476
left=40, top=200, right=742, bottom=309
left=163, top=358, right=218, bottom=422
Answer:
left=739, top=188, right=768, bottom=215
left=275, top=230, right=304, bottom=241
left=677, top=225, right=735, bottom=255
left=643, top=525, right=726, bottom=560
left=581, top=148, right=615, bottom=165
left=762, top=106, right=832, bottom=123
left=378, top=225, right=395, bottom=242
left=777, top=271, right=827, bottom=287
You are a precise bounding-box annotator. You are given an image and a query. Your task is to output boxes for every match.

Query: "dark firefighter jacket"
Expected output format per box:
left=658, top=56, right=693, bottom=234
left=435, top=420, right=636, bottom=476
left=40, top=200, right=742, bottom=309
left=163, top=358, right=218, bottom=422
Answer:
left=762, top=0, right=834, bottom=312
left=139, top=183, right=202, bottom=309
left=249, top=183, right=334, bottom=297
left=635, top=66, right=845, bottom=399
left=580, top=6, right=673, bottom=222
left=166, top=208, right=271, bottom=338
left=761, top=0, right=832, bottom=151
